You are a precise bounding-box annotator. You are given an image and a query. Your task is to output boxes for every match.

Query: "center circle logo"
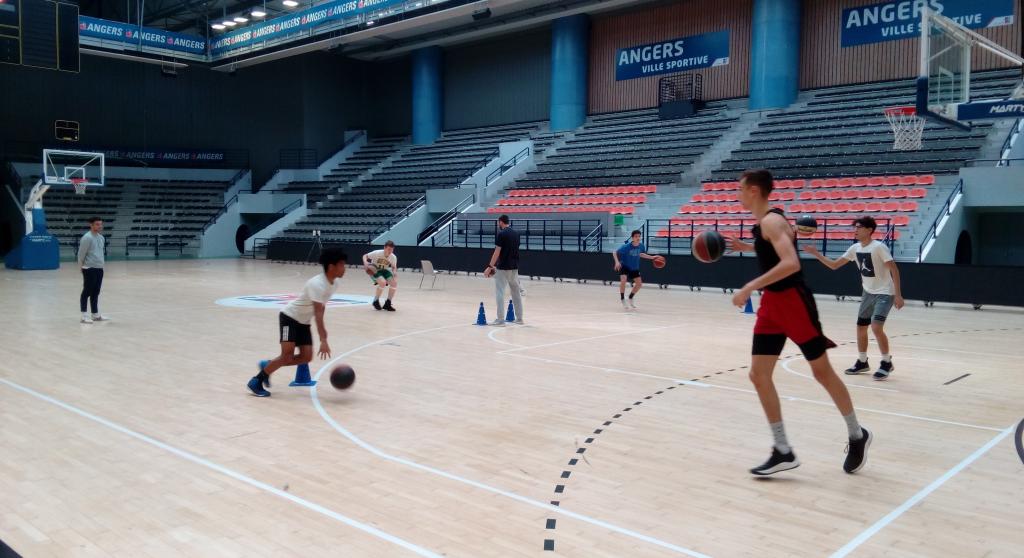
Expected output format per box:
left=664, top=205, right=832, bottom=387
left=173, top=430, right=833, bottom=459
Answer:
left=216, top=294, right=374, bottom=309
left=1015, top=418, right=1024, bottom=466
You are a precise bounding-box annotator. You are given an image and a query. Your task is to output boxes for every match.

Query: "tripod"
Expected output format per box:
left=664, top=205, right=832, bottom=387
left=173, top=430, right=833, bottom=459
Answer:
left=306, top=230, right=323, bottom=264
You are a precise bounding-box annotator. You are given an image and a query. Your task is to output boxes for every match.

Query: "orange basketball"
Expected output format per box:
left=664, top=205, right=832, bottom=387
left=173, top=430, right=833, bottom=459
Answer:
left=652, top=256, right=666, bottom=269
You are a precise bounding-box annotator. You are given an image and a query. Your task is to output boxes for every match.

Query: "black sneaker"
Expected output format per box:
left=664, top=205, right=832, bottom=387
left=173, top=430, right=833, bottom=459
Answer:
left=873, top=360, right=893, bottom=380
left=845, top=359, right=870, bottom=375
left=247, top=376, right=270, bottom=397
left=750, top=448, right=800, bottom=476
left=372, top=300, right=382, bottom=311
left=844, top=427, right=872, bottom=473
left=383, top=300, right=396, bottom=312
left=258, top=360, right=271, bottom=388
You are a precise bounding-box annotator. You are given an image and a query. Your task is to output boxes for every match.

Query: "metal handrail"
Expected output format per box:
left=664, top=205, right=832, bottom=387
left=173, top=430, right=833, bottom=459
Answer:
left=439, top=218, right=604, bottom=252
left=645, top=216, right=897, bottom=257
left=320, top=130, right=366, bottom=166
left=485, top=146, right=530, bottom=187
left=201, top=193, right=240, bottom=233
left=581, top=222, right=604, bottom=252
left=998, top=117, right=1021, bottom=164
left=417, top=193, right=475, bottom=245
left=918, top=178, right=964, bottom=261
left=366, top=196, right=425, bottom=242
left=965, top=158, right=1024, bottom=167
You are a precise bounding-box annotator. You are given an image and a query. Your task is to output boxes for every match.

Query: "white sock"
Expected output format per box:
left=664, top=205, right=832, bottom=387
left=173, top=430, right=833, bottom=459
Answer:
left=882, top=354, right=892, bottom=362
left=858, top=352, right=868, bottom=362
left=770, top=421, right=791, bottom=454
left=844, top=412, right=864, bottom=440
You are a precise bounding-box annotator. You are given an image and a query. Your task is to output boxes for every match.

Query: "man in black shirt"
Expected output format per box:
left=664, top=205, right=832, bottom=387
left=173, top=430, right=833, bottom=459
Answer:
left=483, top=214, right=523, bottom=326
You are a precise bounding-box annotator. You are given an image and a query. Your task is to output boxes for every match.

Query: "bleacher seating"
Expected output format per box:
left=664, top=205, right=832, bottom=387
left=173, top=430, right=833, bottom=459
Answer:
left=39, top=177, right=231, bottom=256
left=280, top=136, right=407, bottom=204
left=282, top=123, right=541, bottom=242
left=711, top=69, right=1021, bottom=179
left=511, top=104, right=736, bottom=191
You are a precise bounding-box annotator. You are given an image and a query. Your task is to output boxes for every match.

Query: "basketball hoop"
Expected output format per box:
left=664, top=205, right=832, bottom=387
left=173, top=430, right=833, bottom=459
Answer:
left=71, top=178, right=88, bottom=195
left=884, top=106, right=925, bottom=151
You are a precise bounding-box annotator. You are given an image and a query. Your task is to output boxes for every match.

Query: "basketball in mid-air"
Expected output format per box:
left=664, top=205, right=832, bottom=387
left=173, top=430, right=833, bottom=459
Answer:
left=652, top=256, right=666, bottom=269
left=692, top=231, right=726, bottom=264
left=330, top=364, right=356, bottom=390
left=796, top=215, right=818, bottom=236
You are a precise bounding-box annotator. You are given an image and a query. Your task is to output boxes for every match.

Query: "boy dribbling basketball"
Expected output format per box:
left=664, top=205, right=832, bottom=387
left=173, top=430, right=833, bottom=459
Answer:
left=612, top=230, right=658, bottom=309
left=247, top=247, right=347, bottom=397
left=726, top=170, right=871, bottom=476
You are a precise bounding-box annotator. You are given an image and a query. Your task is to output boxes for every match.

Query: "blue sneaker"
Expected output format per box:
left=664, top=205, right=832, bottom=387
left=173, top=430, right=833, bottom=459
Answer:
left=247, top=376, right=270, bottom=397
left=258, top=360, right=271, bottom=388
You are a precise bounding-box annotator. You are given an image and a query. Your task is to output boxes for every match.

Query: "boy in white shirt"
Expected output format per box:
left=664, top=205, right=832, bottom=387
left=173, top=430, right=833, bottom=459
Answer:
left=363, top=240, right=398, bottom=311
left=803, top=216, right=905, bottom=380
left=247, top=247, right=347, bottom=397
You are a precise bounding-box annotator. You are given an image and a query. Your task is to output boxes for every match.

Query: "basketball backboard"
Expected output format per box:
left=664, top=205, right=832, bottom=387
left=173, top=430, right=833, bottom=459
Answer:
left=42, top=149, right=105, bottom=187
left=916, top=7, right=1024, bottom=129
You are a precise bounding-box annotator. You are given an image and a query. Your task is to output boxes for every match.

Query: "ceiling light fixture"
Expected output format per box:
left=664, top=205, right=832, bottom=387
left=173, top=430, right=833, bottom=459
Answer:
left=282, top=0, right=299, bottom=7
left=211, top=23, right=225, bottom=29
left=251, top=9, right=267, bottom=17
left=234, top=16, right=248, bottom=22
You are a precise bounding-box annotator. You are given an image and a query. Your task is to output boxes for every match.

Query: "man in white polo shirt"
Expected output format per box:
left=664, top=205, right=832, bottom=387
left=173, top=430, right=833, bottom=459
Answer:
left=803, top=216, right=905, bottom=380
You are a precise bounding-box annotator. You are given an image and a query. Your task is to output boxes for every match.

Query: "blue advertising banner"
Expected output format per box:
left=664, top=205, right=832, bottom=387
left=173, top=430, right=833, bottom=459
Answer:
left=78, top=16, right=207, bottom=55
left=211, top=0, right=403, bottom=55
left=841, top=0, right=1016, bottom=48
left=615, top=31, right=729, bottom=81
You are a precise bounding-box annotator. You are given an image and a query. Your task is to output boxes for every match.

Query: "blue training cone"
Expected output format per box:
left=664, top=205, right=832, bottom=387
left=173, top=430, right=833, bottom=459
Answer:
left=742, top=297, right=754, bottom=315
left=290, top=363, right=317, bottom=387
left=505, top=299, right=516, bottom=322
left=475, top=302, right=488, bottom=326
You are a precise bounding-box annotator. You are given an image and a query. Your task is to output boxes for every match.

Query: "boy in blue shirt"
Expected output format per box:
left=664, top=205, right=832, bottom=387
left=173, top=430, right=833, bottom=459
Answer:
left=612, top=230, right=657, bottom=309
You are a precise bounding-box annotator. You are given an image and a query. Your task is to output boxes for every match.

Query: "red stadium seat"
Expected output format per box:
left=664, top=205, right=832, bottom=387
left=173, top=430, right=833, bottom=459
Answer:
left=876, top=189, right=893, bottom=199
left=893, top=215, right=910, bottom=226
left=850, top=202, right=866, bottom=212
left=916, top=175, right=935, bottom=185
left=799, top=191, right=814, bottom=200
left=824, top=178, right=840, bottom=188
left=818, top=203, right=835, bottom=213
left=882, top=202, right=900, bottom=212
left=834, top=202, right=851, bottom=212
left=812, top=191, right=829, bottom=200
left=867, top=177, right=885, bottom=187
left=892, top=188, right=909, bottom=199
left=853, top=177, right=869, bottom=187
left=790, top=179, right=807, bottom=188
left=838, top=178, right=855, bottom=187
left=883, top=176, right=901, bottom=187
left=866, top=202, right=883, bottom=212
left=900, top=201, right=918, bottom=212
left=857, top=189, right=875, bottom=199
left=900, top=176, right=918, bottom=186
left=827, top=190, right=844, bottom=200
left=909, top=188, right=927, bottom=198
left=810, top=179, right=826, bottom=188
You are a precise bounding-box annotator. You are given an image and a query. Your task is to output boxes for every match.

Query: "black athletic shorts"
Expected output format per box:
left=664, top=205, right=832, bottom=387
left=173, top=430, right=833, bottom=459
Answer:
left=279, top=312, right=313, bottom=346
left=620, top=267, right=641, bottom=281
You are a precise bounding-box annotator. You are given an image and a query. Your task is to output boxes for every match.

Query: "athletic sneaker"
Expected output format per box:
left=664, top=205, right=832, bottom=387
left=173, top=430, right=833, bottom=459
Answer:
left=843, top=427, right=872, bottom=473
left=750, top=448, right=800, bottom=476
left=383, top=300, right=396, bottom=312
left=372, top=300, right=382, bottom=311
left=621, top=299, right=629, bottom=309
left=514, top=319, right=525, bottom=325
left=247, top=376, right=270, bottom=397
left=845, top=359, right=870, bottom=375
left=80, top=314, right=93, bottom=324
left=873, top=360, right=894, bottom=380
left=489, top=319, right=506, bottom=327
left=258, top=360, right=271, bottom=388
left=92, top=314, right=110, bottom=321
left=629, top=299, right=637, bottom=309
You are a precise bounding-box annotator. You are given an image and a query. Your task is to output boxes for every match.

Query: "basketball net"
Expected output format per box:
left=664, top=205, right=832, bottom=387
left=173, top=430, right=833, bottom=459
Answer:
left=884, top=106, right=925, bottom=151
left=71, top=178, right=87, bottom=195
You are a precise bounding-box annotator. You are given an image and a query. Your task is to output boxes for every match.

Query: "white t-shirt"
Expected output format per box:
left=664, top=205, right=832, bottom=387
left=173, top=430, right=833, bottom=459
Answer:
left=282, top=273, right=337, bottom=324
left=842, top=240, right=895, bottom=295
left=365, top=250, right=397, bottom=271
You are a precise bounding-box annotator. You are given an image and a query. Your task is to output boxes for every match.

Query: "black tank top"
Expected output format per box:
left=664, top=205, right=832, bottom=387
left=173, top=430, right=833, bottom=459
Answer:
left=752, top=208, right=804, bottom=291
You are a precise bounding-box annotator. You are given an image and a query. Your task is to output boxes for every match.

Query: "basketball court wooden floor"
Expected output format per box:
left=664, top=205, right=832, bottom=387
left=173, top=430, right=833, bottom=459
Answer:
left=1, top=259, right=1021, bottom=558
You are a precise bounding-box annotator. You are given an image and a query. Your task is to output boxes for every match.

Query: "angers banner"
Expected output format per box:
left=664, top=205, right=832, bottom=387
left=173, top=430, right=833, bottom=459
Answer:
left=78, top=16, right=207, bottom=55
left=615, top=31, right=730, bottom=81
left=211, top=0, right=402, bottom=55
left=841, top=0, right=1016, bottom=48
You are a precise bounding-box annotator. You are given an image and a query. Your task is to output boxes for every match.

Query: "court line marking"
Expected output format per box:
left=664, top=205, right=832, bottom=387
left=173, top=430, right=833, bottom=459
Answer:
left=0, top=377, right=442, bottom=558
left=497, top=324, right=684, bottom=354
left=780, top=356, right=899, bottom=392
left=871, top=341, right=1024, bottom=359
left=501, top=352, right=999, bottom=432
left=829, top=425, right=1015, bottom=558
left=311, top=324, right=713, bottom=558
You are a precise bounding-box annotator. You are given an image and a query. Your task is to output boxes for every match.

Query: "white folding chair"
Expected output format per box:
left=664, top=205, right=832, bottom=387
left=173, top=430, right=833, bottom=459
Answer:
left=419, top=260, right=444, bottom=289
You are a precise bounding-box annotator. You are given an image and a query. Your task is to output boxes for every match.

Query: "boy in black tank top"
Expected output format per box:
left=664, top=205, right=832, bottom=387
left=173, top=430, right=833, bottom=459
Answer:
left=725, top=170, right=871, bottom=476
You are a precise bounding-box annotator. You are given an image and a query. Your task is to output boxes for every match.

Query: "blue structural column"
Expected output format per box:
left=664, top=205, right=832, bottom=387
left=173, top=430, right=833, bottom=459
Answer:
left=749, top=0, right=801, bottom=111
left=412, top=46, right=443, bottom=145
left=550, top=14, right=589, bottom=132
